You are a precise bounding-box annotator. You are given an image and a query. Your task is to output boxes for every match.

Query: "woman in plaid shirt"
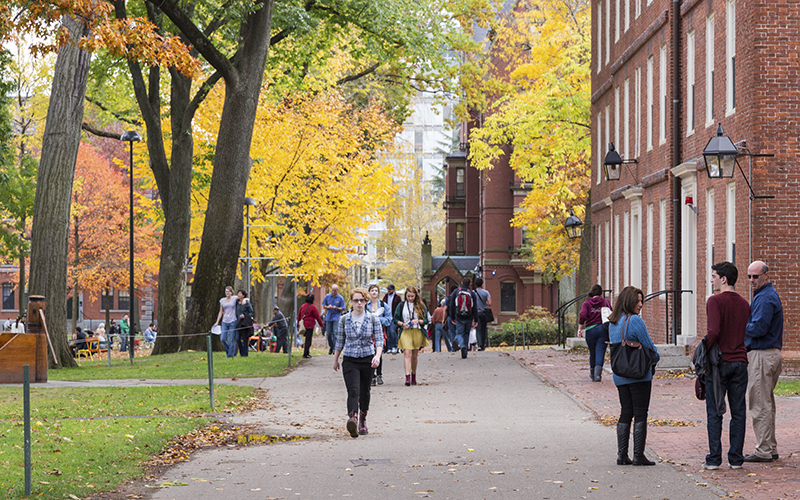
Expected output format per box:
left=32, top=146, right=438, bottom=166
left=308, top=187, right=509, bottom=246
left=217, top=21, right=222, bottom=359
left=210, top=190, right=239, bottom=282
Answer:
left=333, top=287, right=384, bottom=437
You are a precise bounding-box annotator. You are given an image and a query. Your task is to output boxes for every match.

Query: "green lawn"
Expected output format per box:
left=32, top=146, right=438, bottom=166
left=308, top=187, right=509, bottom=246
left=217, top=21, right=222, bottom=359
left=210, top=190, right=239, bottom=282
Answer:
left=0, top=385, right=255, bottom=499
left=49, top=350, right=305, bottom=381
left=774, top=380, right=800, bottom=396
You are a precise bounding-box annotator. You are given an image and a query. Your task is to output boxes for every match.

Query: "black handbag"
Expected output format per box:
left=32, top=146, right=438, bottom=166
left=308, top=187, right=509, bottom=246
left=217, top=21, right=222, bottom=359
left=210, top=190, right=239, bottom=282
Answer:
left=476, top=292, right=494, bottom=322
left=609, top=316, right=651, bottom=379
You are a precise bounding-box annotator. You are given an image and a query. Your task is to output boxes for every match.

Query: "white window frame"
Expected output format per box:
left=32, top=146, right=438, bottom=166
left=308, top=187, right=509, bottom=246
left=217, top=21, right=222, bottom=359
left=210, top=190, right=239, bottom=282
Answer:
left=706, top=188, right=715, bottom=299
left=624, top=78, right=630, bottom=158
left=615, top=86, right=620, bottom=149
left=635, top=0, right=641, bottom=19
left=631, top=201, right=642, bottom=289
left=605, top=105, right=611, bottom=170
left=706, top=13, right=715, bottom=126
left=659, top=44, right=667, bottom=144
left=615, top=0, right=620, bottom=42
left=624, top=210, right=630, bottom=286
left=635, top=67, right=641, bottom=157
left=597, top=110, right=603, bottom=184
left=726, top=0, right=736, bottom=115
left=597, top=223, right=602, bottom=285
left=625, top=0, right=630, bottom=32
left=605, top=220, right=611, bottom=293
left=606, top=0, right=611, bottom=65
left=646, top=55, right=654, bottom=150
left=659, top=200, right=666, bottom=296
left=726, top=182, right=736, bottom=261
left=597, top=2, right=603, bottom=73
left=614, top=214, right=620, bottom=298
left=647, top=203, right=653, bottom=294
left=687, top=30, right=696, bottom=136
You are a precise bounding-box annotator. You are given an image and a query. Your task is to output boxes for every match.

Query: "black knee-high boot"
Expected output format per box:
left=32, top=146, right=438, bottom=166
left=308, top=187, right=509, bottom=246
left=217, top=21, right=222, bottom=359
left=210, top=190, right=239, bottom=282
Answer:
left=616, top=422, right=632, bottom=465
left=631, top=421, right=655, bottom=466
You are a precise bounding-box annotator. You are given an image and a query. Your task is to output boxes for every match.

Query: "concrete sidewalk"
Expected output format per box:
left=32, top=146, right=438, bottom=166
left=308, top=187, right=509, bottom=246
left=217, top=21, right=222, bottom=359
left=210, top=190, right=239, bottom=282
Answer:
left=134, top=350, right=718, bottom=500
left=508, top=347, right=800, bottom=499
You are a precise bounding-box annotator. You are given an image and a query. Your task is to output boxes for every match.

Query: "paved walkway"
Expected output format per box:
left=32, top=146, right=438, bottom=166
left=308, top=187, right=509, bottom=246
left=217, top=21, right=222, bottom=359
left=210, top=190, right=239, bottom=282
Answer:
left=133, top=350, right=719, bottom=500
left=507, top=347, right=800, bottom=500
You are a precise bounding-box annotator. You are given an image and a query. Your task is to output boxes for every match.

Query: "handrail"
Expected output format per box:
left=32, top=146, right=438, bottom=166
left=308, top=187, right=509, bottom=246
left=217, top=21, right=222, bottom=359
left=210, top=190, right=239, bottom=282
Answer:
left=556, top=289, right=612, bottom=346
left=643, top=289, right=694, bottom=345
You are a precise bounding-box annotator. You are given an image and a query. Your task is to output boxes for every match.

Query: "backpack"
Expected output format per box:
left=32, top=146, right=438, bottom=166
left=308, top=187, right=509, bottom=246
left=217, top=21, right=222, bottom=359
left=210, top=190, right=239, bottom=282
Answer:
left=456, top=289, right=473, bottom=318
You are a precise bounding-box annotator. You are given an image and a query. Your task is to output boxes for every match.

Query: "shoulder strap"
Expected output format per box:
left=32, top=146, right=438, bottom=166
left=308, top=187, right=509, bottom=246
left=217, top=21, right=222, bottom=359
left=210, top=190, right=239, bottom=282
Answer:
left=476, top=290, right=486, bottom=306
left=622, top=315, right=630, bottom=342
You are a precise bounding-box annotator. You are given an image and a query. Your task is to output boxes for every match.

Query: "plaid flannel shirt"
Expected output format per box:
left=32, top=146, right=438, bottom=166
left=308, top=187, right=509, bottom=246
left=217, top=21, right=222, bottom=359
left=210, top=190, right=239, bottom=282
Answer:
left=335, top=312, right=384, bottom=358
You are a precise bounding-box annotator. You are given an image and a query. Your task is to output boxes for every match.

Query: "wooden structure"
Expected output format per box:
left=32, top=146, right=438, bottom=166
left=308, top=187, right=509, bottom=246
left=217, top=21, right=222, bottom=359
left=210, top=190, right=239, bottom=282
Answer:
left=0, top=296, right=48, bottom=383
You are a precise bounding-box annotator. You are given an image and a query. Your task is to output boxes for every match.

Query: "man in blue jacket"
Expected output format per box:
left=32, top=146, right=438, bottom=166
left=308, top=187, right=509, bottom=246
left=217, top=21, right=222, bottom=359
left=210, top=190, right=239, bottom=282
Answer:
left=743, top=260, right=783, bottom=463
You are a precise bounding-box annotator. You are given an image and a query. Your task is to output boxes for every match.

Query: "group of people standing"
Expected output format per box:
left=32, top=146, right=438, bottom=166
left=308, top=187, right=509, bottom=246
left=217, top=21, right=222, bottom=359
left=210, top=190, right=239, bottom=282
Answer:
left=429, top=277, right=492, bottom=357
left=584, top=258, right=783, bottom=468
left=213, top=286, right=255, bottom=358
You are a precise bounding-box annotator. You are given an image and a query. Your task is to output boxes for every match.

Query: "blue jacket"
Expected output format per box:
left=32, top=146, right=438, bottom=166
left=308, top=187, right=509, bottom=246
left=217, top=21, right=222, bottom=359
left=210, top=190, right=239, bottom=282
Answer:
left=746, top=283, right=783, bottom=351
left=366, top=300, right=393, bottom=328
left=608, top=314, right=660, bottom=385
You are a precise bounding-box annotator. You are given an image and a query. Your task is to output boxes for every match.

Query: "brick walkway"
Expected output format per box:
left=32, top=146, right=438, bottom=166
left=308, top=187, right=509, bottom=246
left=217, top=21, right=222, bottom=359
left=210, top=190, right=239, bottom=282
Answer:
left=507, top=348, right=800, bottom=499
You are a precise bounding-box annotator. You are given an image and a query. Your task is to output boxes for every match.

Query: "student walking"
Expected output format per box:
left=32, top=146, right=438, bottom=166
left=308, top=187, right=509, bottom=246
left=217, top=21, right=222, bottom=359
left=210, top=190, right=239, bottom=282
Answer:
left=333, top=287, right=383, bottom=437
left=579, top=284, right=612, bottom=382
left=394, top=286, right=429, bottom=386
left=298, top=294, right=324, bottom=359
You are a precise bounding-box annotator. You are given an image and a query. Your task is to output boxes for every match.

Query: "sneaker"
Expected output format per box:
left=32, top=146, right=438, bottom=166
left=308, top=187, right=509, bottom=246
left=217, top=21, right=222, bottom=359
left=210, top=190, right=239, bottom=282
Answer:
left=376, top=375, right=384, bottom=385
left=744, top=453, right=774, bottom=463
left=730, top=464, right=743, bottom=469
left=702, top=463, right=720, bottom=470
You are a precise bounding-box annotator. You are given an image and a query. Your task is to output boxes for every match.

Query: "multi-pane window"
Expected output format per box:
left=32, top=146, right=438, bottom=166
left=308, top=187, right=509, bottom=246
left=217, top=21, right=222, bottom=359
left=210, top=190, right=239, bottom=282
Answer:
left=706, top=14, right=715, bottom=125
left=615, top=0, right=620, bottom=42
left=726, top=0, right=736, bottom=114
left=687, top=30, right=696, bottom=134
left=646, top=55, right=653, bottom=150
left=455, top=223, right=465, bottom=254
left=635, top=67, right=641, bottom=157
left=597, top=2, right=603, bottom=73
left=2, top=283, right=14, bottom=310
left=102, top=288, right=113, bottom=311
left=118, top=289, right=130, bottom=311
left=726, top=182, right=736, bottom=262
left=659, top=45, right=667, bottom=143
left=455, top=168, right=465, bottom=198
left=597, top=111, right=603, bottom=184
left=500, top=282, right=516, bottom=312
left=605, top=0, right=610, bottom=64
left=624, top=78, right=630, bottom=158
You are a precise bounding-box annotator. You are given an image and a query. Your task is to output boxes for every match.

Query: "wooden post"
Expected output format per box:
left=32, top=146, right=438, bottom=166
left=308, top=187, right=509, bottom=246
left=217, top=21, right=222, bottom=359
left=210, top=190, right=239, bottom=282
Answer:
left=27, top=296, right=48, bottom=382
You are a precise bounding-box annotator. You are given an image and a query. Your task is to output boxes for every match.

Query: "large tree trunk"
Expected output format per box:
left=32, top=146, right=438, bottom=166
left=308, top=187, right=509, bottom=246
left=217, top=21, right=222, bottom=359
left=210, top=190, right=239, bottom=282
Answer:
left=183, top=2, right=275, bottom=349
left=151, top=70, right=194, bottom=354
left=29, top=15, right=91, bottom=368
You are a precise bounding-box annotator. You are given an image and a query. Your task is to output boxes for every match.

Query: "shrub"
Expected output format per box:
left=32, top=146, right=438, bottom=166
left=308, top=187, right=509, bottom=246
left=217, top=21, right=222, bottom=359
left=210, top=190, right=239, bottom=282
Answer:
left=491, top=316, right=575, bottom=347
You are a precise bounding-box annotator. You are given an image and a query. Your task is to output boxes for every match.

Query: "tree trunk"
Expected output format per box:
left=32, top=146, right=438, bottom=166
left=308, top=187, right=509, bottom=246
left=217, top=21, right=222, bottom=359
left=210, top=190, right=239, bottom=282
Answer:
left=183, top=2, right=275, bottom=350
left=29, top=15, right=91, bottom=368
left=151, top=71, right=193, bottom=354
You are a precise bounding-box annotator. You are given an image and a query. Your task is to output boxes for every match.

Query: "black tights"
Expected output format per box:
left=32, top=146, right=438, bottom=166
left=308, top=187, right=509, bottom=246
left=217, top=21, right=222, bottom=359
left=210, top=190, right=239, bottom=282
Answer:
left=342, top=356, right=373, bottom=415
left=617, top=381, right=652, bottom=424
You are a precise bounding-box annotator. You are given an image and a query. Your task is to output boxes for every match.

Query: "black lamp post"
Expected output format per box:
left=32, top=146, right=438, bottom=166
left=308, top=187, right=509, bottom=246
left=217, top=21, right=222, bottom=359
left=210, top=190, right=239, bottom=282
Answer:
left=564, top=209, right=583, bottom=240
left=603, top=143, right=638, bottom=181
left=702, top=123, right=775, bottom=200
left=121, top=130, right=141, bottom=364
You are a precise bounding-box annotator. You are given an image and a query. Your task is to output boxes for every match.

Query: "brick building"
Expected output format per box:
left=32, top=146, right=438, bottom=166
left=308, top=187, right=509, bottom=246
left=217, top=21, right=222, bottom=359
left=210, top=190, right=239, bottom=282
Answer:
left=420, top=144, right=558, bottom=321
left=590, top=0, right=799, bottom=351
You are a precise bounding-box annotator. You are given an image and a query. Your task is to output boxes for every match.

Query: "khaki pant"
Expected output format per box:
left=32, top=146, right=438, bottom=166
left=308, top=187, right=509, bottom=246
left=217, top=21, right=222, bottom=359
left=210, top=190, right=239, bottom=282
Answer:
left=747, top=348, right=782, bottom=458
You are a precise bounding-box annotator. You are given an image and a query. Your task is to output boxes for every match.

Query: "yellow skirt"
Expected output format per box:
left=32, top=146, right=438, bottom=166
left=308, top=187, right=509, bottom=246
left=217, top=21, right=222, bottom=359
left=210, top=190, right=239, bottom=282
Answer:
left=397, top=328, right=429, bottom=351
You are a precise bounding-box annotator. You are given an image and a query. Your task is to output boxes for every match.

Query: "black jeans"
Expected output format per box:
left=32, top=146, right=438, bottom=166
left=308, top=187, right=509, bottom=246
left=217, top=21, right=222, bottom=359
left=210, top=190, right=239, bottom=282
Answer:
left=706, top=360, right=748, bottom=466
left=342, top=355, right=373, bottom=415
left=303, top=328, right=314, bottom=357
left=476, top=314, right=489, bottom=348
left=617, top=381, right=652, bottom=424
left=236, top=326, right=252, bottom=356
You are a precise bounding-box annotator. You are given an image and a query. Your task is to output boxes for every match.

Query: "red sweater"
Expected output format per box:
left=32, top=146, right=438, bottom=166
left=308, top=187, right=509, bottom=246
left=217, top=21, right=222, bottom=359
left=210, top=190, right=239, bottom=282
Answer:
left=297, top=303, right=324, bottom=330
left=704, top=291, right=749, bottom=363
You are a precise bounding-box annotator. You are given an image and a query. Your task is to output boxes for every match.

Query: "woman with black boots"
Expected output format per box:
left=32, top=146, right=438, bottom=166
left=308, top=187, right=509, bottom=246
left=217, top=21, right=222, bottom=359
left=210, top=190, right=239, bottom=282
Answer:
left=333, top=288, right=383, bottom=437
left=607, top=286, right=660, bottom=466
left=579, top=284, right=612, bottom=382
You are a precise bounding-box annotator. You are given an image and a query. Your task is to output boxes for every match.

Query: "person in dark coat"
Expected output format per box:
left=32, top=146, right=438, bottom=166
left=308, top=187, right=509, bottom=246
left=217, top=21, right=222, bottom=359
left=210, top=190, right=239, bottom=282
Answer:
left=268, top=306, right=289, bottom=354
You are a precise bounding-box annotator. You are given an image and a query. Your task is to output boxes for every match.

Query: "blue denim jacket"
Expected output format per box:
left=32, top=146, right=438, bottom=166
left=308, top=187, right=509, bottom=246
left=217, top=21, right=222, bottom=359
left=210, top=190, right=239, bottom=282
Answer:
left=608, top=314, right=660, bottom=385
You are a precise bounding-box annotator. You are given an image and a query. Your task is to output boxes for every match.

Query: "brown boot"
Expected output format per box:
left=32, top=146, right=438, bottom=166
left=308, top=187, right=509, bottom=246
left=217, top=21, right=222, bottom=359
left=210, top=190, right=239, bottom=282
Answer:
left=346, top=412, right=358, bottom=438
left=411, top=373, right=417, bottom=385
left=358, top=410, right=368, bottom=435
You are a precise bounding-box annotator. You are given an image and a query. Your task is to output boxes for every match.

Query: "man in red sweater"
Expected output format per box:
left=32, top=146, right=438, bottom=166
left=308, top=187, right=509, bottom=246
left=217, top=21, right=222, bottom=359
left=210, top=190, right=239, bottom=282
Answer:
left=702, top=261, right=750, bottom=470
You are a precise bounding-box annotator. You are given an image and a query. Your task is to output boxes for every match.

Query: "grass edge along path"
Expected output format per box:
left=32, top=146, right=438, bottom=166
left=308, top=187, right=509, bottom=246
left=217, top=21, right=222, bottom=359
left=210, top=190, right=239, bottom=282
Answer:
left=48, top=350, right=303, bottom=381
left=0, top=384, right=260, bottom=499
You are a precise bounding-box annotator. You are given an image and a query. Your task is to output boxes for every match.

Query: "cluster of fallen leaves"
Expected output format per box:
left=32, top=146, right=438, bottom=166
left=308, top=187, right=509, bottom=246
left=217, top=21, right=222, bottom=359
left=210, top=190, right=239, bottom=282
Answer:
left=149, top=425, right=245, bottom=466
left=598, top=415, right=699, bottom=427
left=653, top=370, right=691, bottom=379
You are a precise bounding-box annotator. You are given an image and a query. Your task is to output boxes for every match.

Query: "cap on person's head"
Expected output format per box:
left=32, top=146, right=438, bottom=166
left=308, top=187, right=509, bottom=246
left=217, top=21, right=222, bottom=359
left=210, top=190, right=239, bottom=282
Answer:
left=273, top=305, right=279, bottom=310
left=388, top=284, right=395, bottom=290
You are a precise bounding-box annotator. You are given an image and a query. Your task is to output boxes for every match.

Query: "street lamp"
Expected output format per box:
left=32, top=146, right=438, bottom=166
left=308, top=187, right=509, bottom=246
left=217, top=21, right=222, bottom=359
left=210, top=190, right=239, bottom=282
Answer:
left=702, top=123, right=775, bottom=200
left=244, top=197, right=257, bottom=297
left=564, top=209, right=583, bottom=240
left=120, top=130, right=141, bottom=364
left=603, top=143, right=638, bottom=181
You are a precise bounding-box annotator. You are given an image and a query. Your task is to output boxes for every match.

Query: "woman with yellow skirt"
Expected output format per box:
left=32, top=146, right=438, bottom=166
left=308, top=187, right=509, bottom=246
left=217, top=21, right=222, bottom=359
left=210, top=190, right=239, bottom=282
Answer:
left=393, top=286, right=429, bottom=386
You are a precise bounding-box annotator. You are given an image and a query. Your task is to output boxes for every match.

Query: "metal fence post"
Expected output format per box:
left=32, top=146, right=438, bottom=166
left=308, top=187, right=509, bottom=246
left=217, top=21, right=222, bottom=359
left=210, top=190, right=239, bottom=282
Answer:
left=206, top=333, right=215, bottom=410
left=23, top=364, right=31, bottom=496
